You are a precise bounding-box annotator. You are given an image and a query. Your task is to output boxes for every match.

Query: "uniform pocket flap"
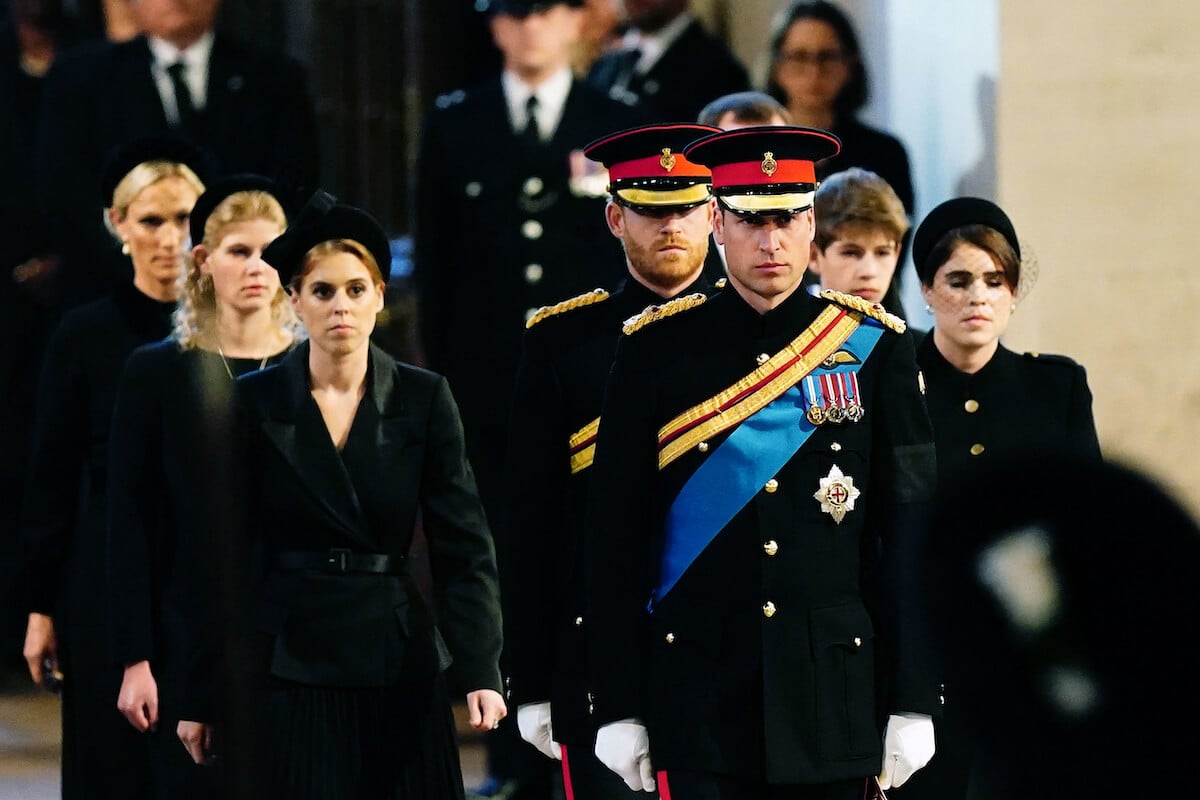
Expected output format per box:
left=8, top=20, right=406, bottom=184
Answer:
left=809, top=602, right=875, bottom=654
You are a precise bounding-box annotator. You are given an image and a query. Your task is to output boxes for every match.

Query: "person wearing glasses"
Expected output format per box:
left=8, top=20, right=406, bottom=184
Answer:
left=765, top=1, right=914, bottom=216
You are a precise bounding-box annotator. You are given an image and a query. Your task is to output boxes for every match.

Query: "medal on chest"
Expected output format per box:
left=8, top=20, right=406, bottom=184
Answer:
left=814, top=464, right=861, bottom=524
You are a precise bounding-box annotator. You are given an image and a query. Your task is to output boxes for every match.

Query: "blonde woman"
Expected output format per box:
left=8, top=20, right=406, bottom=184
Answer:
left=20, top=134, right=207, bottom=799
left=106, top=175, right=298, bottom=799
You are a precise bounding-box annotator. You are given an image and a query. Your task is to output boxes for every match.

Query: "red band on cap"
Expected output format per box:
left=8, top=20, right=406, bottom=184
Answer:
left=609, top=153, right=711, bottom=182
left=712, top=159, right=815, bottom=188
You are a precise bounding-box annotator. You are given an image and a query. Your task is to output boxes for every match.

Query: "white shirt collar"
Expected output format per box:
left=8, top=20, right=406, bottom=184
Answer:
left=501, top=66, right=573, bottom=141
left=621, top=11, right=694, bottom=74
left=147, top=31, right=214, bottom=107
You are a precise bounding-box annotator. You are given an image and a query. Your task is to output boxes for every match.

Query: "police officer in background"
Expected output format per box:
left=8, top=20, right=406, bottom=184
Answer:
left=505, top=122, right=720, bottom=800
left=584, top=126, right=939, bottom=799
left=413, top=2, right=645, bottom=796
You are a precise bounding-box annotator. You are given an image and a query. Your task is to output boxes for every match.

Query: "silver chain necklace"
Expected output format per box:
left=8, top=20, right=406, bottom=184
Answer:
left=216, top=346, right=269, bottom=380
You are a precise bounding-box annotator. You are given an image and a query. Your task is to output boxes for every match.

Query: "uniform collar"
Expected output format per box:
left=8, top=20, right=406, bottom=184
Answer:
left=501, top=66, right=572, bottom=140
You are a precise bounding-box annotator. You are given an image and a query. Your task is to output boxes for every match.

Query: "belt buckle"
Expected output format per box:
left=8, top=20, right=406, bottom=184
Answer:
left=327, top=548, right=351, bottom=573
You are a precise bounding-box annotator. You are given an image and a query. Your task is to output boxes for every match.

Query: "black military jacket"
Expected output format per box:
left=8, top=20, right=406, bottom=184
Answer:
left=915, top=336, right=1101, bottom=486
left=414, top=76, right=647, bottom=473
left=503, top=275, right=712, bottom=745
left=586, top=287, right=938, bottom=784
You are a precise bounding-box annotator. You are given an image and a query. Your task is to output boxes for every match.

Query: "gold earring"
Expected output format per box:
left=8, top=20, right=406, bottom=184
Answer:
left=121, top=241, right=130, bottom=255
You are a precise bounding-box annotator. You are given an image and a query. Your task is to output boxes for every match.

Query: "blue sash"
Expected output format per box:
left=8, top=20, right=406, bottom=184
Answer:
left=650, top=321, right=885, bottom=610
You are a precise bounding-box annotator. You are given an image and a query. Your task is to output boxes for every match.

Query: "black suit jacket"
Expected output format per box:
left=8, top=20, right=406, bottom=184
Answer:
left=236, top=342, right=503, bottom=693
left=503, top=275, right=712, bottom=745
left=586, top=18, right=750, bottom=124
left=586, top=288, right=939, bottom=783
left=413, top=76, right=646, bottom=510
left=107, top=343, right=284, bottom=722
left=34, top=33, right=318, bottom=306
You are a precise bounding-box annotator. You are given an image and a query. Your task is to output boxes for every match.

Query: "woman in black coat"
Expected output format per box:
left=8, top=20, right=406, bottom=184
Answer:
left=19, top=134, right=208, bottom=799
left=898, top=197, right=1101, bottom=800
left=231, top=198, right=506, bottom=799
left=106, top=176, right=298, bottom=798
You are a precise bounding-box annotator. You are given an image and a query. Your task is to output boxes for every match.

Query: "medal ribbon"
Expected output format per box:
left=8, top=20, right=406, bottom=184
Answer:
left=651, top=319, right=886, bottom=610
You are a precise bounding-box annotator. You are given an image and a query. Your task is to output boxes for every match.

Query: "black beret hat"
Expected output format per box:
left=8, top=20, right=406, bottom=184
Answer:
left=479, top=0, right=583, bottom=17
left=584, top=123, right=719, bottom=211
left=100, top=133, right=212, bottom=207
left=912, top=197, right=1020, bottom=285
left=188, top=174, right=279, bottom=247
left=261, top=191, right=392, bottom=287
left=683, top=125, right=841, bottom=214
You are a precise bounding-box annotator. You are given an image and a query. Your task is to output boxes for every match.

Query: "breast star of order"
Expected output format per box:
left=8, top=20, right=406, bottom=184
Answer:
left=813, top=464, right=861, bottom=524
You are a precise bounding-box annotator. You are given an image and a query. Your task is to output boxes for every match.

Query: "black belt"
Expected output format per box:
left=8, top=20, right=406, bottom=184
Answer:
left=275, top=549, right=401, bottom=575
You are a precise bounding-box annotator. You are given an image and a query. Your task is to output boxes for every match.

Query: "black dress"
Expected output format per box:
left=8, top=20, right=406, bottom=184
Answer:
left=898, top=335, right=1101, bottom=800
left=233, top=341, right=504, bottom=800
left=107, top=341, right=288, bottom=799
left=20, top=280, right=175, bottom=799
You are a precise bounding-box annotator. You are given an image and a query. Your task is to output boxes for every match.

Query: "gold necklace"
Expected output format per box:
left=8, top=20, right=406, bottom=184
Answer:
left=216, top=346, right=269, bottom=380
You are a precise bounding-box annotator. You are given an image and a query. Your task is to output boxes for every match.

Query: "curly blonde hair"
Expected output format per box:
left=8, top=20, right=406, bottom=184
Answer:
left=172, top=190, right=305, bottom=349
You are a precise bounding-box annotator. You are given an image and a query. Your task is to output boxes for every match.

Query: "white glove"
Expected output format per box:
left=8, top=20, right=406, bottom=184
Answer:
left=516, top=702, right=562, bottom=760
left=594, top=719, right=656, bottom=792
left=878, top=712, right=935, bottom=789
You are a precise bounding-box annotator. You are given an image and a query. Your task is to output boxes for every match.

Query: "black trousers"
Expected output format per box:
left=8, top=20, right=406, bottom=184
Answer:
left=561, top=742, right=653, bottom=800
left=655, top=771, right=863, bottom=800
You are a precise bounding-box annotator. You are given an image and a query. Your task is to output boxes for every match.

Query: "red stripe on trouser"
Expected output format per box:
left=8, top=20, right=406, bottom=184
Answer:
left=657, top=770, right=672, bottom=800
left=560, top=744, right=576, bottom=800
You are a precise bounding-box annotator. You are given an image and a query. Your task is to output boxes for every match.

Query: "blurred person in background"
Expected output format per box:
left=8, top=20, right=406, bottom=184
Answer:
left=586, top=0, right=748, bottom=122
left=20, top=134, right=208, bottom=800
left=33, top=0, right=318, bottom=310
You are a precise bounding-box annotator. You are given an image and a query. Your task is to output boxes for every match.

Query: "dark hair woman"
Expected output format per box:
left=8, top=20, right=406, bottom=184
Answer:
left=229, top=198, right=505, bottom=798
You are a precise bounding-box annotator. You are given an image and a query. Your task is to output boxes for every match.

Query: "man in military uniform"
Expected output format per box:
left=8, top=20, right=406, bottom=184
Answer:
left=505, top=123, right=720, bottom=800
left=584, top=126, right=939, bottom=798
left=413, top=2, right=645, bottom=796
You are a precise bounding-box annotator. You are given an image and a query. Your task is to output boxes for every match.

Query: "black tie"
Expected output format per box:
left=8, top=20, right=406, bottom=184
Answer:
left=521, top=95, right=541, bottom=146
left=166, top=61, right=198, bottom=130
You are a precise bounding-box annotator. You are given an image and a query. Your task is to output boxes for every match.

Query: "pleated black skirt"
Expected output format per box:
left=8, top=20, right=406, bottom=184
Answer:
left=248, top=670, right=465, bottom=800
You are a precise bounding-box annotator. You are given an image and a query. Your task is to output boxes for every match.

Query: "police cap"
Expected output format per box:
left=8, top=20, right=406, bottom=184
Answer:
left=100, top=133, right=212, bottom=208
left=584, top=123, right=720, bottom=212
left=683, top=125, right=840, bottom=215
left=262, top=191, right=392, bottom=287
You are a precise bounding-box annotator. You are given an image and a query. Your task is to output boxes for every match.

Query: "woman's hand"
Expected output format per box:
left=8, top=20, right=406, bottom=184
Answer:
left=23, top=613, right=60, bottom=689
left=466, top=688, right=507, bottom=731
left=117, top=660, right=159, bottom=732
left=177, top=721, right=216, bottom=765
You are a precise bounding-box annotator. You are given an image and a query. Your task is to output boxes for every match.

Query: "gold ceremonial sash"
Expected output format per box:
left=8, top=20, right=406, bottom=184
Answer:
left=568, top=416, right=601, bottom=474
left=657, top=305, right=862, bottom=470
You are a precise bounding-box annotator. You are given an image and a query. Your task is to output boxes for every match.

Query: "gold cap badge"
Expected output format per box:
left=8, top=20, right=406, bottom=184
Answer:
left=660, top=148, right=676, bottom=172
left=761, top=151, right=778, bottom=177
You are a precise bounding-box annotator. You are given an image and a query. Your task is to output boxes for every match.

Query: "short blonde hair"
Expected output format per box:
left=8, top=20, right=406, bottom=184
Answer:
left=104, top=160, right=206, bottom=239
left=172, top=190, right=305, bottom=349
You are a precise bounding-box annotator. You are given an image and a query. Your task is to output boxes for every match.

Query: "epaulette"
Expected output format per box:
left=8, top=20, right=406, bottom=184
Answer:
left=622, top=293, right=707, bottom=335
left=525, top=288, right=610, bottom=329
left=819, top=289, right=907, bottom=334
left=434, top=89, right=466, bottom=110
left=1023, top=351, right=1078, bottom=367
